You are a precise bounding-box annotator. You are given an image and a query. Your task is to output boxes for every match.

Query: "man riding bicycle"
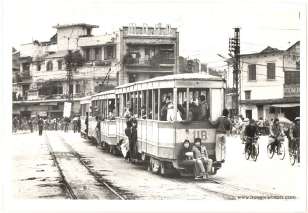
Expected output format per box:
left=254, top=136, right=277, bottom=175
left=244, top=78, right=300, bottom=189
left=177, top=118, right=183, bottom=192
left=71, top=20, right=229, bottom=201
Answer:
left=244, top=119, right=259, bottom=152
left=289, top=117, right=300, bottom=162
left=269, top=118, right=284, bottom=151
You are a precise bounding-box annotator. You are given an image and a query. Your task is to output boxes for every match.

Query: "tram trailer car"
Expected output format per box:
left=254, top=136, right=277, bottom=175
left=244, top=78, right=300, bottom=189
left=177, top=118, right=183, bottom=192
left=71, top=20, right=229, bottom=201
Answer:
left=90, top=90, right=117, bottom=153
left=114, top=73, right=226, bottom=176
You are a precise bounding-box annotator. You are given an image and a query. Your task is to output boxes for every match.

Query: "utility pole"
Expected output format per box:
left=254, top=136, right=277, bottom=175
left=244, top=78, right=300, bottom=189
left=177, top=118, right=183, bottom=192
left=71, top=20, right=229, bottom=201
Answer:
left=66, top=50, right=73, bottom=117
left=229, top=27, right=240, bottom=116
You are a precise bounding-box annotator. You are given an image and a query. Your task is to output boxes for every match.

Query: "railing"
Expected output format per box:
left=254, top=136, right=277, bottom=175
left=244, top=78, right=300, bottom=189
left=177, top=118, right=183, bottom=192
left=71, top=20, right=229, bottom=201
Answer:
left=124, top=56, right=175, bottom=67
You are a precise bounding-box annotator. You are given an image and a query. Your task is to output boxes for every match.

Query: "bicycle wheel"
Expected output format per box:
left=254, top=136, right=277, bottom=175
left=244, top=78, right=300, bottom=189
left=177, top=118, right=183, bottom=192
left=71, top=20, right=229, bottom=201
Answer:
left=289, top=150, right=296, bottom=166
left=267, top=144, right=274, bottom=159
left=251, top=144, right=258, bottom=161
left=245, top=145, right=250, bottom=160
left=277, top=143, right=285, bottom=160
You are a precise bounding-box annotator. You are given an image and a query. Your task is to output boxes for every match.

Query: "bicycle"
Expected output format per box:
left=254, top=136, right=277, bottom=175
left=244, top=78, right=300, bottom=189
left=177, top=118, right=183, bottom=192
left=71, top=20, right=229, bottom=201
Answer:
left=289, top=138, right=300, bottom=166
left=267, top=135, right=285, bottom=160
left=244, top=136, right=259, bottom=161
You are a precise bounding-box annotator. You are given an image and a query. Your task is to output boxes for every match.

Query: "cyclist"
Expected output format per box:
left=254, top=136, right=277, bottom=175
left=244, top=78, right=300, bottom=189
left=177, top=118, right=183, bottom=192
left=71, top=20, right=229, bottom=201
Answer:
left=290, top=117, right=300, bottom=162
left=268, top=118, right=284, bottom=152
left=244, top=119, right=259, bottom=153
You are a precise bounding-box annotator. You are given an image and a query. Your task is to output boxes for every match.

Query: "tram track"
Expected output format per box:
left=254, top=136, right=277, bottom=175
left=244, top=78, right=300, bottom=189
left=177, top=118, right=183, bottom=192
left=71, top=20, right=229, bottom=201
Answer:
left=45, top=132, right=126, bottom=200
left=44, top=134, right=77, bottom=199
left=197, top=177, right=296, bottom=200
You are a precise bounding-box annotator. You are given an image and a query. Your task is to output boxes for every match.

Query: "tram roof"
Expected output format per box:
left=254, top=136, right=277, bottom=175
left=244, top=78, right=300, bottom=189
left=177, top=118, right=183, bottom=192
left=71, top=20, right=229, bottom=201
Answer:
left=91, top=89, right=116, bottom=100
left=91, top=89, right=115, bottom=97
left=116, top=73, right=224, bottom=89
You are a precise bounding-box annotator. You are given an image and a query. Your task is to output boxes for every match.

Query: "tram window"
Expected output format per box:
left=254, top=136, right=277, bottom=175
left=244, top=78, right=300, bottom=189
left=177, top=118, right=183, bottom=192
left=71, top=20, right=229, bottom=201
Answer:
left=177, top=88, right=187, bottom=120
left=153, top=90, right=158, bottom=120
left=140, top=91, right=146, bottom=119
left=116, top=94, right=120, bottom=117
left=159, top=88, right=173, bottom=121
left=148, top=90, right=153, bottom=119
left=187, top=88, right=210, bottom=121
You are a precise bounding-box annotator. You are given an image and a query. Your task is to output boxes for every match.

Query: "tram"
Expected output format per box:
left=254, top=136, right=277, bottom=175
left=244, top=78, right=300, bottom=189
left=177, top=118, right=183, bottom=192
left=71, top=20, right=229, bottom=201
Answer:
left=80, top=73, right=226, bottom=176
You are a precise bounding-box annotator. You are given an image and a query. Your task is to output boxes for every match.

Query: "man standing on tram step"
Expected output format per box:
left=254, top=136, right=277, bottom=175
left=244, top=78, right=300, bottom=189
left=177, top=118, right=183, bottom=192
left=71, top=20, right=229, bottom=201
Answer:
left=125, top=119, right=132, bottom=161
left=38, top=116, right=44, bottom=136
left=210, top=109, right=231, bottom=162
left=95, top=116, right=101, bottom=146
left=198, top=95, right=209, bottom=120
left=131, top=118, right=138, bottom=162
left=85, top=112, right=89, bottom=137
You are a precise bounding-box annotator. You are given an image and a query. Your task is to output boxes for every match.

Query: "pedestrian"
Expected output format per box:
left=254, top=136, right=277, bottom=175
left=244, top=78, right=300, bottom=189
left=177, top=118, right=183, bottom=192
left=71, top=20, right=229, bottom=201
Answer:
left=210, top=109, right=232, bottom=162
left=64, top=117, right=70, bottom=132
left=85, top=112, right=89, bottom=137
left=28, top=118, right=33, bottom=133
left=38, top=117, right=44, bottom=136
left=73, top=117, right=78, bottom=133
left=77, top=116, right=81, bottom=133
left=13, top=116, right=18, bottom=132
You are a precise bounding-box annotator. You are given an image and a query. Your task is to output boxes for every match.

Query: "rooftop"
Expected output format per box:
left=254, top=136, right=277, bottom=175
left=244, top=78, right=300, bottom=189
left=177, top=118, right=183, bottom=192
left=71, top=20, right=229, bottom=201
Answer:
left=53, top=23, right=99, bottom=29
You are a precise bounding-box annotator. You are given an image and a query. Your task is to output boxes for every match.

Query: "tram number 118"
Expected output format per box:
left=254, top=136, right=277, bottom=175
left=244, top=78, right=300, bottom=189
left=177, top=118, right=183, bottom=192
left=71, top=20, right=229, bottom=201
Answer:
left=193, top=130, right=208, bottom=141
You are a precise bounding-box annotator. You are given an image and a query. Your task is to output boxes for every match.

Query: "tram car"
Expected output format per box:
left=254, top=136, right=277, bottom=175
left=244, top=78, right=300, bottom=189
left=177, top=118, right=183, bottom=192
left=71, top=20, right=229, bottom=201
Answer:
left=80, top=73, right=226, bottom=176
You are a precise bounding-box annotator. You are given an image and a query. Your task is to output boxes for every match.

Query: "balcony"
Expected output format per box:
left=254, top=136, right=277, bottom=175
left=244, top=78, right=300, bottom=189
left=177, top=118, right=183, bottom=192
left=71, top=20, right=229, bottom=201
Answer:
left=124, top=54, right=174, bottom=68
left=20, top=71, right=31, bottom=80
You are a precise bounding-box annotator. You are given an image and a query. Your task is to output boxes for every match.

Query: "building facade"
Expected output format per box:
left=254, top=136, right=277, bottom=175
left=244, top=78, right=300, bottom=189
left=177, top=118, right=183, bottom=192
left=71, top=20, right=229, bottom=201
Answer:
left=238, top=42, right=300, bottom=121
left=12, top=23, right=179, bottom=118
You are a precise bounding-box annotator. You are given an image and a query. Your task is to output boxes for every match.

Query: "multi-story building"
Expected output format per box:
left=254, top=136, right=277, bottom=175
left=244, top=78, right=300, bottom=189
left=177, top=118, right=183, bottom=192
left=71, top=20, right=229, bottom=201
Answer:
left=12, top=23, right=179, bottom=118
left=238, top=41, right=300, bottom=121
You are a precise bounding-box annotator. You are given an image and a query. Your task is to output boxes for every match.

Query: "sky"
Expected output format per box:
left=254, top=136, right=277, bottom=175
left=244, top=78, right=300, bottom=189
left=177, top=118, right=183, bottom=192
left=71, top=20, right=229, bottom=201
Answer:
left=4, top=0, right=304, bottom=69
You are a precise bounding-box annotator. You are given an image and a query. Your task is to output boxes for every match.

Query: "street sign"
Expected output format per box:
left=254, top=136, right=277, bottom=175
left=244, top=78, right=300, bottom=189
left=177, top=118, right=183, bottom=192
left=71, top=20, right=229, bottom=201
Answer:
left=63, top=102, right=72, bottom=118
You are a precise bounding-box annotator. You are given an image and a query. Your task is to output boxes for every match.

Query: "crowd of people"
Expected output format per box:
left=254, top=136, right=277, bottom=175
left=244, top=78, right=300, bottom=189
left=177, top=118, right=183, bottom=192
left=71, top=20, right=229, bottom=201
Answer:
left=12, top=115, right=82, bottom=136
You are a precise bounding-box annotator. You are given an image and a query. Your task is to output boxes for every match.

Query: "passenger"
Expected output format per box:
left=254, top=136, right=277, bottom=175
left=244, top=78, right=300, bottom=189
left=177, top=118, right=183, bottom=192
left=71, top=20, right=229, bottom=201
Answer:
left=131, top=118, right=138, bottom=162
left=123, top=107, right=132, bottom=119
left=160, top=96, right=170, bottom=121
left=193, top=138, right=213, bottom=178
left=210, top=109, right=232, bottom=162
left=198, top=95, right=209, bottom=120
left=95, top=116, right=101, bottom=146
left=166, top=103, right=182, bottom=121
left=178, top=140, right=206, bottom=180
left=124, top=119, right=132, bottom=161
left=190, top=102, right=199, bottom=121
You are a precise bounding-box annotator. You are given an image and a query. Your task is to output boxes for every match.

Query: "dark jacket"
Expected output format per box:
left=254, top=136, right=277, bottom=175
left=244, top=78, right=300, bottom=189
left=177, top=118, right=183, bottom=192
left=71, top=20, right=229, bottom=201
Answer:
left=212, top=116, right=231, bottom=133
left=178, top=143, right=192, bottom=162
left=192, top=145, right=202, bottom=159
left=244, top=124, right=258, bottom=138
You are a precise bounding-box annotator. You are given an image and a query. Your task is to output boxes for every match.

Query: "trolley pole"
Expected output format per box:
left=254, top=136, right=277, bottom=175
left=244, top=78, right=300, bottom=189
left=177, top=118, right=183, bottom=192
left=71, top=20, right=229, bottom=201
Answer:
left=229, top=27, right=240, bottom=116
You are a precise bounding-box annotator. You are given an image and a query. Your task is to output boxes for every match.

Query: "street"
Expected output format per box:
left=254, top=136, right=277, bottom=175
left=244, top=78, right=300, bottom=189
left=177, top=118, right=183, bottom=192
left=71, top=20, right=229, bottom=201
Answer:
left=11, top=130, right=301, bottom=200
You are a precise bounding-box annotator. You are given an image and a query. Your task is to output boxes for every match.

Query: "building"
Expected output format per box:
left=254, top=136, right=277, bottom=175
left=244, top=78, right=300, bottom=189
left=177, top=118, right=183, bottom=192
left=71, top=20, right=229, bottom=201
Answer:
left=119, top=23, right=179, bottom=84
left=12, top=23, right=179, bottom=118
left=236, top=41, right=300, bottom=121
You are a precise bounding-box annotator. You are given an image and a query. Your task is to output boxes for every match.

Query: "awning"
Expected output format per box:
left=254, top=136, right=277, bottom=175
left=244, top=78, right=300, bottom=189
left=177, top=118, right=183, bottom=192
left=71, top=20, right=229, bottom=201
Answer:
left=271, top=103, right=300, bottom=108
